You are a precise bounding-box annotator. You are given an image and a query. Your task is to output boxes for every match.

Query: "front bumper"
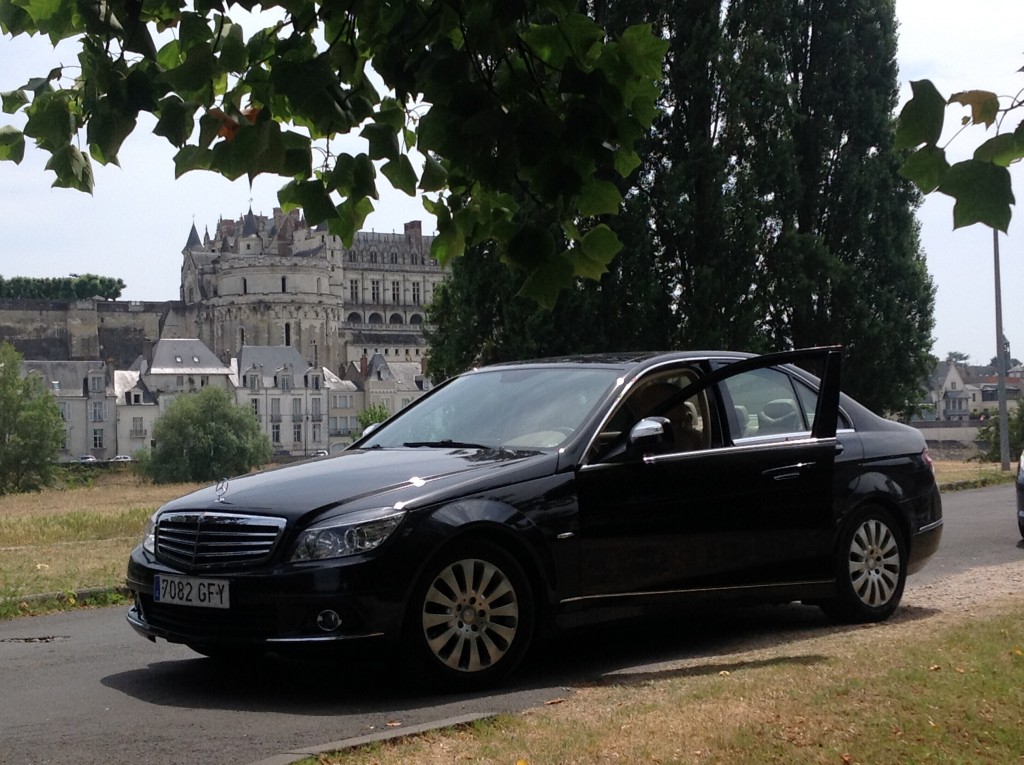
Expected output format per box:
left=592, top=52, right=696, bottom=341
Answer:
left=125, top=545, right=407, bottom=648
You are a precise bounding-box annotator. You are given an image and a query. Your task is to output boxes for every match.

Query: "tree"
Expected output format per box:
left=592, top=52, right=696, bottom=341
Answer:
left=145, top=386, right=271, bottom=483
left=0, top=0, right=667, bottom=304
left=0, top=341, right=65, bottom=494
left=428, top=0, right=936, bottom=415
left=357, top=402, right=391, bottom=432
left=0, top=274, right=125, bottom=300
left=947, top=351, right=971, bottom=364
left=978, top=403, right=1024, bottom=463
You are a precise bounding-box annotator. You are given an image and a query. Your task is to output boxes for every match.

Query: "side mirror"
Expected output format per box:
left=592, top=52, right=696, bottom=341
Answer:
left=628, top=416, right=673, bottom=455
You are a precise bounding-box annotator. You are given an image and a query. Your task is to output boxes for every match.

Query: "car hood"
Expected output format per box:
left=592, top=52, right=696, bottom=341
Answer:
left=158, top=447, right=551, bottom=521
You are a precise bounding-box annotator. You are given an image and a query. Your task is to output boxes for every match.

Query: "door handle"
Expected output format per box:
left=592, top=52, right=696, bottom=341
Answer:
left=762, top=462, right=814, bottom=481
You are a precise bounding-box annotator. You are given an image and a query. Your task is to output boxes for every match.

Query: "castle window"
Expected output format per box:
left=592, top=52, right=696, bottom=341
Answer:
left=390, top=251, right=398, bottom=264
left=239, top=328, right=246, bottom=347
left=371, top=280, right=381, bottom=303
left=284, top=322, right=291, bottom=346
left=92, top=429, right=104, bottom=449
left=251, top=398, right=260, bottom=416
left=89, top=375, right=103, bottom=392
left=389, top=313, right=403, bottom=325
left=347, top=312, right=362, bottom=322
left=281, top=276, right=287, bottom=292
left=243, top=278, right=248, bottom=294
left=317, top=277, right=322, bottom=295
left=392, top=281, right=400, bottom=304
left=349, top=280, right=359, bottom=303
left=370, top=251, right=378, bottom=263
left=412, top=282, right=421, bottom=305
left=91, top=401, right=106, bottom=422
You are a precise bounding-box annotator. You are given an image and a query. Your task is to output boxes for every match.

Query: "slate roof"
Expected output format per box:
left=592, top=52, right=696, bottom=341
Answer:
left=236, top=345, right=312, bottom=386
left=149, top=339, right=228, bottom=375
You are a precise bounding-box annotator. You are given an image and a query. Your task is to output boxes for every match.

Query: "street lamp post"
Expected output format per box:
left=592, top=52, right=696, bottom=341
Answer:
left=993, top=229, right=1011, bottom=471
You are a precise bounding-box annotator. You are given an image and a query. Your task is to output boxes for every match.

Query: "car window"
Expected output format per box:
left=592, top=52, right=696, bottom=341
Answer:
left=361, top=366, right=623, bottom=450
left=591, top=367, right=713, bottom=460
left=720, top=367, right=812, bottom=440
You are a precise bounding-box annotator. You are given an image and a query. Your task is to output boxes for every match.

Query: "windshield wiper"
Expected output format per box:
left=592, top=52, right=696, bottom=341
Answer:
left=403, top=440, right=493, bottom=450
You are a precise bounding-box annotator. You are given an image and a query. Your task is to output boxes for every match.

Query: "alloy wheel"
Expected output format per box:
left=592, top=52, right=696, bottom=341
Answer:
left=848, top=518, right=901, bottom=608
left=420, top=557, right=520, bottom=673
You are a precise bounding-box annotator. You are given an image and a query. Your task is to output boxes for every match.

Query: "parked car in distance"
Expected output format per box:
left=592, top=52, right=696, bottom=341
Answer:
left=109, top=455, right=133, bottom=463
left=76, top=455, right=98, bottom=463
left=310, top=449, right=329, bottom=458
left=1016, top=449, right=1023, bottom=538
left=126, top=348, right=943, bottom=690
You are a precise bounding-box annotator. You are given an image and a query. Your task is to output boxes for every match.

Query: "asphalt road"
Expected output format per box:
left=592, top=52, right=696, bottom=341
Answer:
left=0, top=484, right=1020, bottom=765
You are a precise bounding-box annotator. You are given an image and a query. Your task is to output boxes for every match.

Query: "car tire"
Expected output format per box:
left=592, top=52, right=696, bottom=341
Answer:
left=820, top=506, right=907, bottom=624
left=403, top=540, right=535, bottom=691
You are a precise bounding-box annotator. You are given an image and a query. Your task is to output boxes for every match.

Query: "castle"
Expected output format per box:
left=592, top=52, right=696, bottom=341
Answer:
left=0, top=209, right=445, bottom=374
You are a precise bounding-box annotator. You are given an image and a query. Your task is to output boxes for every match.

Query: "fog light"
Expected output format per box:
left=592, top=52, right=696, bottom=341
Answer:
left=316, top=610, right=342, bottom=632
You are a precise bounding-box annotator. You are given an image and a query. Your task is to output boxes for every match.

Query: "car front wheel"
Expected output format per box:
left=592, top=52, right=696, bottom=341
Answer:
left=403, top=540, right=534, bottom=691
left=820, top=507, right=907, bottom=623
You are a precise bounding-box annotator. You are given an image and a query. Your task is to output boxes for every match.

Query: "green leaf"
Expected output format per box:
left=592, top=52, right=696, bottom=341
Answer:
left=507, top=224, right=556, bottom=272
left=361, top=121, right=400, bottom=161
left=973, top=133, right=1024, bottom=167
left=419, top=154, right=447, bottom=192
left=898, top=144, right=949, bottom=193
left=381, top=155, right=417, bottom=195
left=517, top=255, right=574, bottom=310
left=44, top=144, right=94, bottom=192
left=87, top=100, right=138, bottom=165
left=277, top=179, right=336, bottom=225
left=948, top=90, right=1000, bottom=128
left=22, top=91, right=74, bottom=151
left=895, top=79, right=946, bottom=149
left=2, top=89, right=29, bottom=115
left=0, top=126, right=26, bottom=163
left=431, top=221, right=466, bottom=266
left=577, top=179, right=622, bottom=217
left=573, top=224, right=622, bottom=279
left=938, top=159, right=1014, bottom=232
left=153, top=95, right=196, bottom=148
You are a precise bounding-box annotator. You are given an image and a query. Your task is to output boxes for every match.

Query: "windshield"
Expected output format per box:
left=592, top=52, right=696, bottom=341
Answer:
left=360, top=366, right=624, bottom=450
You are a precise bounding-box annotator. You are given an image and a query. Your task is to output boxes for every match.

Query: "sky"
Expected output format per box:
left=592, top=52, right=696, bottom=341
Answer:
left=1, top=1, right=1023, bottom=366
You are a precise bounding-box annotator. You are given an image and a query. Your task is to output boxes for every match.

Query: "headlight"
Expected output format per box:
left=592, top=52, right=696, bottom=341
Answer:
left=290, top=508, right=405, bottom=562
left=142, top=512, right=157, bottom=554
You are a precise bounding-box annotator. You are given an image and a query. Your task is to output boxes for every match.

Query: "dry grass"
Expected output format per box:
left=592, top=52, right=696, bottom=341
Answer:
left=0, top=471, right=200, bottom=520
left=932, top=458, right=1018, bottom=489
left=306, top=594, right=1024, bottom=765
left=0, top=472, right=203, bottom=611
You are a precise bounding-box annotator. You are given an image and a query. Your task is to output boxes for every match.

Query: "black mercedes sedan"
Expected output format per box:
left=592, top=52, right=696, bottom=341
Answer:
left=126, top=347, right=942, bottom=689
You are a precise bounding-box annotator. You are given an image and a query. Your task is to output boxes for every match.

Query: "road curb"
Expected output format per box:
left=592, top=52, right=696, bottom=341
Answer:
left=245, top=712, right=498, bottom=765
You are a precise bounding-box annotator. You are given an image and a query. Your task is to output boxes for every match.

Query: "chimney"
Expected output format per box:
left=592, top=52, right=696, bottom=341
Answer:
left=360, top=351, right=369, bottom=380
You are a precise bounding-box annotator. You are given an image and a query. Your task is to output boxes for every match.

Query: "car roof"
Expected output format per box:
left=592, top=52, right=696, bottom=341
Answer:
left=466, top=351, right=758, bottom=374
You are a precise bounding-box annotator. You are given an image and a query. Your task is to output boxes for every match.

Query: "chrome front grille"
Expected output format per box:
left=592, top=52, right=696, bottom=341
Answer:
left=155, top=511, right=287, bottom=570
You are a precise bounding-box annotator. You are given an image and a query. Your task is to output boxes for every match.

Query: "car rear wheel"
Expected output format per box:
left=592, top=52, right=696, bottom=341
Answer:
left=820, top=507, right=907, bottom=623
left=403, top=540, right=534, bottom=691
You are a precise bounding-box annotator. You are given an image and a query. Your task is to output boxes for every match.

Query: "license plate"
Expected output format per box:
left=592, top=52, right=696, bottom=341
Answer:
left=154, top=575, right=230, bottom=609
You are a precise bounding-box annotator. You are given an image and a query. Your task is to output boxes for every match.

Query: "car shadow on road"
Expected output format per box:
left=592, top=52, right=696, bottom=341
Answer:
left=100, top=601, right=939, bottom=715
